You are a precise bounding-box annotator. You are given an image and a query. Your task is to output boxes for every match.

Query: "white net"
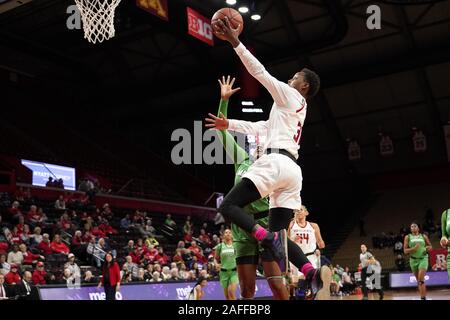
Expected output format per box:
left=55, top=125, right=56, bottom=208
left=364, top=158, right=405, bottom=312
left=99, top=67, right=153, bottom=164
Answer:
left=74, top=0, right=122, bottom=44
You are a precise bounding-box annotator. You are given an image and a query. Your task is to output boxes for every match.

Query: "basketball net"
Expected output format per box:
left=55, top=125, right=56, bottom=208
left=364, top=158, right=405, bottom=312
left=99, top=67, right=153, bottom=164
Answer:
left=74, top=0, right=122, bottom=44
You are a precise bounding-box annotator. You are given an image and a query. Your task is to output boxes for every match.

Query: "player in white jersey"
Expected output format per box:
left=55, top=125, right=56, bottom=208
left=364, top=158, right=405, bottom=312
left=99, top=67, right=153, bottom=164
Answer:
left=206, top=18, right=330, bottom=300
left=288, top=205, right=325, bottom=270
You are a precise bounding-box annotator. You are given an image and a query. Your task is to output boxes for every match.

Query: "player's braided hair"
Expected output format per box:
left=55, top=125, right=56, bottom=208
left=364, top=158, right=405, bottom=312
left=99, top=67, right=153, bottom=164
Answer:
left=302, top=68, right=320, bottom=98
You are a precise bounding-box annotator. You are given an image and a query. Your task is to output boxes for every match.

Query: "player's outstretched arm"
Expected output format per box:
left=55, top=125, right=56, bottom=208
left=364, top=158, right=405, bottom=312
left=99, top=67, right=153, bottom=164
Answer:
left=215, top=76, right=248, bottom=169
left=213, top=17, right=294, bottom=106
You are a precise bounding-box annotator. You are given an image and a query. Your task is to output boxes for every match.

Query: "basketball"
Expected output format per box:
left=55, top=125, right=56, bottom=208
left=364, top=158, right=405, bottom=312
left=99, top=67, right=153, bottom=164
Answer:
left=211, top=7, right=244, bottom=40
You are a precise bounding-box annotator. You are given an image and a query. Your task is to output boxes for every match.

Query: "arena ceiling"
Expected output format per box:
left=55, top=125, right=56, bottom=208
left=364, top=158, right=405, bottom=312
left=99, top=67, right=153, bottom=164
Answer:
left=1, top=0, right=450, bottom=191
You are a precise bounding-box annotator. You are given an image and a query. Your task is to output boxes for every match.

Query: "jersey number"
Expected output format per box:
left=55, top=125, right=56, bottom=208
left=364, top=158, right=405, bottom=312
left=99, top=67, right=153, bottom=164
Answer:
left=296, top=233, right=309, bottom=244
left=293, top=121, right=302, bottom=144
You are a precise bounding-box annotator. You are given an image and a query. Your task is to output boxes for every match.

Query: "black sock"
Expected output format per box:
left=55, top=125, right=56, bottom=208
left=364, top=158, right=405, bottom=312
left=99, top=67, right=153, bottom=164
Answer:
left=219, top=178, right=262, bottom=233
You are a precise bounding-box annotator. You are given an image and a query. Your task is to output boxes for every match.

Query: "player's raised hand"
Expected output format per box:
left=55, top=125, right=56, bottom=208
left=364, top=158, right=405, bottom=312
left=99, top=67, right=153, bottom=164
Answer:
left=205, top=112, right=229, bottom=130
left=212, top=17, right=241, bottom=47
left=219, top=75, right=241, bottom=100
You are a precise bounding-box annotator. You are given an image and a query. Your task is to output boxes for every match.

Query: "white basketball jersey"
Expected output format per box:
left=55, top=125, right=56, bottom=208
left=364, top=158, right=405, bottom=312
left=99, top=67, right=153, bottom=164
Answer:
left=290, top=221, right=317, bottom=255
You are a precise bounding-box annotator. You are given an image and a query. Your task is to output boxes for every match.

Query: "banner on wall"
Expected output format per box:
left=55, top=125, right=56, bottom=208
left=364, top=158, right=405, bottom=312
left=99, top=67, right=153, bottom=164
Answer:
left=137, top=0, right=169, bottom=21
left=412, top=128, right=427, bottom=153
left=444, top=124, right=450, bottom=162
left=379, top=134, right=394, bottom=157
left=347, top=139, right=361, bottom=161
left=187, top=7, right=214, bottom=46
left=429, top=248, right=448, bottom=271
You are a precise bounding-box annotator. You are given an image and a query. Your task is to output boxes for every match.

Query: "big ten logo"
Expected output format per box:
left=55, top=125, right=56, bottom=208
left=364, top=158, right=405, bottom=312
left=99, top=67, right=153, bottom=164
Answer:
left=66, top=5, right=82, bottom=30
left=188, top=13, right=213, bottom=40
left=366, top=5, right=381, bottom=30
left=366, top=264, right=382, bottom=289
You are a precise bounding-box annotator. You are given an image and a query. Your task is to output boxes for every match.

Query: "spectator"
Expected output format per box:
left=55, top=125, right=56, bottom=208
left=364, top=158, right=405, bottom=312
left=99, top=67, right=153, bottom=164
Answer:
left=71, top=230, right=87, bottom=260
left=8, top=201, right=22, bottom=223
left=51, top=234, right=70, bottom=255
left=64, top=253, right=81, bottom=281
left=123, top=256, right=139, bottom=278
left=145, top=235, right=159, bottom=248
left=170, top=268, right=180, bottom=281
left=55, top=195, right=66, bottom=210
left=341, top=267, right=354, bottom=295
left=20, top=224, right=31, bottom=245
left=29, top=227, right=43, bottom=247
left=395, top=254, right=406, bottom=271
left=143, top=219, right=156, bottom=237
left=98, top=219, right=118, bottom=237
left=7, top=244, right=24, bottom=267
left=101, top=204, right=114, bottom=221
left=37, top=234, right=53, bottom=256
left=161, top=266, right=171, bottom=281
left=144, top=264, right=154, bottom=281
left=150, top=271, right=162, bottom=283
left=123, top=240, right=134, bottom=254
left=19, top=243, right=43, bottom=266
left=164, top=214, right=176, bottom=228
left=183, top=217, right=192, bottom=235
left=83, top=270, right=97, bottom=284
left=155, top=247, right=170, bottom=266
left=59, top=212, right=71, bottom=231
left=211, top=234, right=220, bottom=247
left=16, top=271, right=39, bottom=300
left=32, top=261, right=46, bottom=285
left=0, top=254, right=10, bottom=275
left=134, top=268, right=145, bottom=282
left=120, top=265, right=132, bottom=283
left=0, top=273, right=13, bottom=299
left=46, top=177, right=54, bottom=187
left=394, top=240, right=403, bottom=255
left=98, top=252, right=121, bottom=301
left=120, top=214, right=131, bottom=230
left=4, top=264, right=21, bottom=285
left=198, top=229, right=211, bottom=246
left=62, top=268, right=76, bottom=286
left=179, top=264, right=189, bottom=280
left=184, top=230, right=193, bottom=242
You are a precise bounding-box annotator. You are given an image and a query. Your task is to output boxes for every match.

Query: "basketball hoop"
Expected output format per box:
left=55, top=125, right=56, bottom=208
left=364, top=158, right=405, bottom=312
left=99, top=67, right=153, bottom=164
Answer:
left=74, top=0, right=122, bottom=44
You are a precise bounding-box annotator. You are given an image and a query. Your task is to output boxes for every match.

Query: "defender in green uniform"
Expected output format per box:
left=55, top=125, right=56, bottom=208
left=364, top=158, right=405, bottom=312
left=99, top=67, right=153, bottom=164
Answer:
left=404, top=222, right=432, bottom=300
left=214, top=229, right=238, bottom=299
left=440, top=209, right=450, bottom=279
left=214, top=76, right=289, bottom=300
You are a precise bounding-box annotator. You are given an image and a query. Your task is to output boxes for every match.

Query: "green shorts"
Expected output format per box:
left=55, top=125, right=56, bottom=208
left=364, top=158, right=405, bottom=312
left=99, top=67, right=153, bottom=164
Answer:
left=410, top=257, right=429, bottom=273
left=232, top=216, right=269, bottom=259
left=219, top=270, right=239, bottom=289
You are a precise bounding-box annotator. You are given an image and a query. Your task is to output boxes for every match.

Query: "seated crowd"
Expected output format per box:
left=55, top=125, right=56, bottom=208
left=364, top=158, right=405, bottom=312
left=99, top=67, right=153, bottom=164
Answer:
left=0, top=189, right=225, bottom=296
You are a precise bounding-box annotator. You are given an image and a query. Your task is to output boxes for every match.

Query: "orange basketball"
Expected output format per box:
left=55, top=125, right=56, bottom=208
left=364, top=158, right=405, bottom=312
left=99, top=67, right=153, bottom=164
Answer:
left=211, top=7, right=244, bottom=41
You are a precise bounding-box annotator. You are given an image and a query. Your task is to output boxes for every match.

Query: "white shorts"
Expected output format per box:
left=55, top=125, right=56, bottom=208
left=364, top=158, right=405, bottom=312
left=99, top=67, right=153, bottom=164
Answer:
left=243, top=153, right=302, bottom=209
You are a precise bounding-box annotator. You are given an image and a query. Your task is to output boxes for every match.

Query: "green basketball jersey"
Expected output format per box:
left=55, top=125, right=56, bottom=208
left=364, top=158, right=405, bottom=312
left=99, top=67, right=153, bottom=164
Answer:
left=214, top=242, right=237, bottom=270
left=235, top=160, right=269, bottom=214
left=408, top=234, right=427, bottom=259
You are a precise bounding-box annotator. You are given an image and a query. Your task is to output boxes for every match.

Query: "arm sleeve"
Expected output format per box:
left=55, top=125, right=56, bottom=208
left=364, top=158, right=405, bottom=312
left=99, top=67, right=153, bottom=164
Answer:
left=442, top=210, right=449, bottom=238
left=217, top=99, right=249, bottom=170
left=234, top=43, right=293, bottom=106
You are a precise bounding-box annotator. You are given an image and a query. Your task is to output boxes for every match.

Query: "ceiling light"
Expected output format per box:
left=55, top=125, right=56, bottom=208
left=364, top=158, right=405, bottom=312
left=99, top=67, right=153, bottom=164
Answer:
left=226, top=0, right=237, bottom=5
left=251, top=14, right=261, bottom=21
left=238, top=6, right=249, bottom=13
